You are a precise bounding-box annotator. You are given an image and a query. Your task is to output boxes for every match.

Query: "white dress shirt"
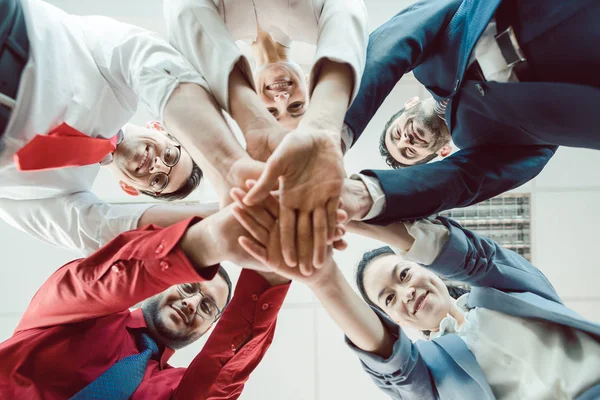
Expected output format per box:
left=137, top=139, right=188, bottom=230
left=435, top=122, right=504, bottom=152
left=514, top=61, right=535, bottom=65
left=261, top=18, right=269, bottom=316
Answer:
left=0, top=0, right=210, bottom=255
left=164, top=0, right=368, bottom=113
left=431, top=295, right=600, bottom=399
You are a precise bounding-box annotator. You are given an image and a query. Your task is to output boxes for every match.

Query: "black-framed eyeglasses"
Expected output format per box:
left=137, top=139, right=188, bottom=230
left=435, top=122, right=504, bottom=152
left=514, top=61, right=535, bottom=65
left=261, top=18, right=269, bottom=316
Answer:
left=176, top=283, right=222, bottom=322
left=150, top=143, right=182, bottom=195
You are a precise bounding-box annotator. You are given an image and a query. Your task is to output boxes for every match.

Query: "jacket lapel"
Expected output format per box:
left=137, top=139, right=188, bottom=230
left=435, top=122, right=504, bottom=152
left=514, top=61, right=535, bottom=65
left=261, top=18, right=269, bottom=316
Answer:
left=417, top=335, right=495, bottom=399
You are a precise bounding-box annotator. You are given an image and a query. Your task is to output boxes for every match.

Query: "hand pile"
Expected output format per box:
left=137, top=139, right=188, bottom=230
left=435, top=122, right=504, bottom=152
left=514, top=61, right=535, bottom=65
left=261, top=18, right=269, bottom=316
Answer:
left=228, top=127, right=347, bottom=276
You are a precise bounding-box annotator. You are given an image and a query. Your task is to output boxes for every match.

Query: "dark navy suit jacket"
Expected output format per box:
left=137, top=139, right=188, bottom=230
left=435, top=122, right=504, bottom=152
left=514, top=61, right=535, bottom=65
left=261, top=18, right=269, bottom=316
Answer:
left=346, top=0, right=600, bottom=225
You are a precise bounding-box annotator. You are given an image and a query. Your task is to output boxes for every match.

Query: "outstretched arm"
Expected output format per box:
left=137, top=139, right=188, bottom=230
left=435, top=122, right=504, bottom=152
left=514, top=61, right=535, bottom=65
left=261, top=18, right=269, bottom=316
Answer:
left=345, top=0, right=462, bottom=144
left=362, top=145, right=557, bottom=225
left=164, top=0, right=288, bottom=163
left=231, top=190, right=436, bottom=399
left=174, top=270, right=290, bottom=400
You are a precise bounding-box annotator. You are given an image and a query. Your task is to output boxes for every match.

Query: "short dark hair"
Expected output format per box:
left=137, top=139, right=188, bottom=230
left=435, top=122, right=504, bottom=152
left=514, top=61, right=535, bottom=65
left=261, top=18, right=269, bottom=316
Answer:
left=140, top=161, right=203, bottom=201
left=379, top=108, right=438, bottom=169
left=217, top=266, right=233, bottom=310
left=356, top=246, right=470, bottom=337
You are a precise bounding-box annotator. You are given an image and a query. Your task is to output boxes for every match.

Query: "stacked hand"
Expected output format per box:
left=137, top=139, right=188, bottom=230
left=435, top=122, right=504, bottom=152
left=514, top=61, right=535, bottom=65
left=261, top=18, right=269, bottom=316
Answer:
left=230, top=182, right=347, bottom=286
left=241, top=130, right=345, bottom=275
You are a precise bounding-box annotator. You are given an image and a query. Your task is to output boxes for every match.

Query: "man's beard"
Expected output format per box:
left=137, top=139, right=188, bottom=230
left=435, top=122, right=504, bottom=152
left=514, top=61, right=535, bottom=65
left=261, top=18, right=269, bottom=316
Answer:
left=141, top=296, right=203, bottom=350
left=417, top=108, right=450, bottom=151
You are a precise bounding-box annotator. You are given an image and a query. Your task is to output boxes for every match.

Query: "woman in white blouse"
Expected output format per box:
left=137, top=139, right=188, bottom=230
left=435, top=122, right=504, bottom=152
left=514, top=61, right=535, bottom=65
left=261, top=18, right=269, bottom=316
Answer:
left=231, top=194, right=600, bottom=400
left=165, top=0, right=369, bottom=272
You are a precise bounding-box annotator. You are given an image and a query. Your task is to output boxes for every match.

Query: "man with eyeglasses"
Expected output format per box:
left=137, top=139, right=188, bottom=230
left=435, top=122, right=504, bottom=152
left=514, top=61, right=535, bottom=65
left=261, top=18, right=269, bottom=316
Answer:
left=0, top=0, right=266, bottom=256
left=0, top=198, right=291, bottom=399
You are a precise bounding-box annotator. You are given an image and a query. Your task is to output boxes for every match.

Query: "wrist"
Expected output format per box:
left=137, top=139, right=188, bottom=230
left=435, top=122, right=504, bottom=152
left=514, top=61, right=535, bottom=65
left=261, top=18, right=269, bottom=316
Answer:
left=179, top=220, right=221, bottom=268
left=348, top=178, right=374, bottom=220
left=309, top=262, right=344, bottom=294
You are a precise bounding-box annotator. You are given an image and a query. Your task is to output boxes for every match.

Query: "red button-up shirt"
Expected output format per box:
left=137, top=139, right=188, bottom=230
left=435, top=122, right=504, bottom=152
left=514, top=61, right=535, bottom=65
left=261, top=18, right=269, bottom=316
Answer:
left=0, top=218, right=289, bottom=400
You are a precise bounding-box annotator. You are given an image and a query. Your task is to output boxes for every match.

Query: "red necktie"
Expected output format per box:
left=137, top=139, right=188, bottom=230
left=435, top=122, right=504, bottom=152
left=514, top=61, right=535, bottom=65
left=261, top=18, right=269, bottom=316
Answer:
left=14, top=123, right=119, bottom=171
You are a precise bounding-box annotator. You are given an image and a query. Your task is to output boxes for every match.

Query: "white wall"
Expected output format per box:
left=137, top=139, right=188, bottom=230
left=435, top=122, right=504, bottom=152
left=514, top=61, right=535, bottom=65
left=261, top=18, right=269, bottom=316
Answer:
left=1, top=1, right=599, bottom=399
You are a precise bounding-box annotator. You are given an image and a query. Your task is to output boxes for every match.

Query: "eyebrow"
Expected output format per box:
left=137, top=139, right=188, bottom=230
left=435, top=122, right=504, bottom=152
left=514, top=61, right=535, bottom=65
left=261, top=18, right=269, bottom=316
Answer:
left=377, top=264, right=399, bottom=303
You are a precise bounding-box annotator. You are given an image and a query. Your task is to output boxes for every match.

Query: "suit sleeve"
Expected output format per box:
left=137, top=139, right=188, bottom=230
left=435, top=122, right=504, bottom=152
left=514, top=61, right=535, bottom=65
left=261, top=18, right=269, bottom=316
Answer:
left=0, top=191, right=154, bottom=256
left=15, top=218, right=219, bottom=332
left=344, top=0, right=462, bottom=144
left=429, top=217, right=563, bottom=303
left=173, top=270, right=290, bottom=400
left=345, top=310, right=436, bottom=400
left=362, top=145, right=557, bottom=224
left=163, top=0, right=252, bottom=113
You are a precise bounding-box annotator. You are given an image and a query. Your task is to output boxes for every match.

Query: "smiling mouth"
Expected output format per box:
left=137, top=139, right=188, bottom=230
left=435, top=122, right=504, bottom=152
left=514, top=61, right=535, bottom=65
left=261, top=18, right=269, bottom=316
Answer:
left=412, top=292, right=428, bottom=314
left=135, top=146, right=150, bottom=175
left=266, top=80, right=292, bottom=91
left=171, top=305, right=188, bottom=324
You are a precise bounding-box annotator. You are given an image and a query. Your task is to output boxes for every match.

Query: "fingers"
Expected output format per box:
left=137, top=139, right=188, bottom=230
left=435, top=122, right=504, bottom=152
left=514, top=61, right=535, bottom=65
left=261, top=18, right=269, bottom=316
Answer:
left=312, top=207, right=327, bottom=268
left=238, top=236, right=268, bottom=265
left=326, top=197, right=339, bottom=243
left=231, top=187, right=276, bottom=231
left=232, top=206, right=270, bottom=245
left=297, top=211, right=313, bottom=276
left=280, top=205, right=298, bottom=267
left=333, top=238, right=348, bottom=251
left=243, top=157, right=283, bottom=206
left=245, top=180, right=279, bottom=218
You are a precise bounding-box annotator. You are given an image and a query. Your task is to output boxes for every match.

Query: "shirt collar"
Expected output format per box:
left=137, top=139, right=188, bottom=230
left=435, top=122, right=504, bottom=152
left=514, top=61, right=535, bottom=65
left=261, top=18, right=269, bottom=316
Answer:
left=99, top=128, right=124, bottom=166
left=429, top=293, right=471, bottom=339
left=128, top=308, right=176, bottom=368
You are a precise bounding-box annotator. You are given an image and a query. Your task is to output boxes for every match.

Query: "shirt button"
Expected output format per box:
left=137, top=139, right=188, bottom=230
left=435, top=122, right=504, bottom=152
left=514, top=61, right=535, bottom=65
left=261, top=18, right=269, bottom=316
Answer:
left=261, top=303, right=270, bottom=311
left=252, top=294, right=258, bottom=302
left=160, top=260, right=170, bottom=271
left=476, top=83, right=486, bottom=96
left=111, top=265, right=121, bottom=273
left=230, top=344, right=236, bottom=352
left=155, top=243, right=165, bottom=254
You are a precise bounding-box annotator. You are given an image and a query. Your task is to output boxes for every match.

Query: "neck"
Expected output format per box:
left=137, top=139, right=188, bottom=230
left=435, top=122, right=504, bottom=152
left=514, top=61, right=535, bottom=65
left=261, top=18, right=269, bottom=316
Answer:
left=252, top=25, right=290, bottom=66
left=447, top=298, right=466, bottom=328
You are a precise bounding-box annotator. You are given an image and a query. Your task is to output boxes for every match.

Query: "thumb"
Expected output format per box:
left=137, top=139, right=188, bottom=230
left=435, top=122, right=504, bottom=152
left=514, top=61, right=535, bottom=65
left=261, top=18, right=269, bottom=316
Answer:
left=243, top=156, right=286, bottom=206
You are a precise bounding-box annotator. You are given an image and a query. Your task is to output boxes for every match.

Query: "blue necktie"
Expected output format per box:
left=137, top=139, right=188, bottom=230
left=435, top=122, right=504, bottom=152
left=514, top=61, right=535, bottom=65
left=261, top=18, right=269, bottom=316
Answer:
left=70, top=333, right=159, bottom=400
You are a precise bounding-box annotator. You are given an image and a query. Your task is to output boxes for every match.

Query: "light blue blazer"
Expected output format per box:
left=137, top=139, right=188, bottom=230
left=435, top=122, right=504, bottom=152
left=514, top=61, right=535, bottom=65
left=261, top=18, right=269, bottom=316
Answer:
left=348, top=217, right=600, bottom=400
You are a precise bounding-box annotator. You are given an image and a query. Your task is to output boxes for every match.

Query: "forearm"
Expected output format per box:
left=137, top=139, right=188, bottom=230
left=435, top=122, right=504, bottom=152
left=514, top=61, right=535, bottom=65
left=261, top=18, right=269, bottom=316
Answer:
left=228, top=65, right=280, bottom=135
left=163, top=83, right=248, bottom=188
left=347, top=221, right=415, bottom=252
left=301, top=60, right=354, bottom=137
left=174, top=270, right=290, bottom=399
left=137, top=202, right=219, bottom=228
left=312, top=266, right=394, bottom=358
left=17, top=219, right=217, bottom=331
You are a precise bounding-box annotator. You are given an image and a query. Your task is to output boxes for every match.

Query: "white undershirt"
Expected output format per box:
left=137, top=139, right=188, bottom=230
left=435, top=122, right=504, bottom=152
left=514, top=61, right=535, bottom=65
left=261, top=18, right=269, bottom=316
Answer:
left=432, top=294, right=600, bottom=400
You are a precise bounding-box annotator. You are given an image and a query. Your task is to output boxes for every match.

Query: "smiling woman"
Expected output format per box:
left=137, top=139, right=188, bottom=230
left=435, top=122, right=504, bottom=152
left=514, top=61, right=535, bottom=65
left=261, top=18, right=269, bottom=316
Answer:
left=356, top=246, right=469, bottom=335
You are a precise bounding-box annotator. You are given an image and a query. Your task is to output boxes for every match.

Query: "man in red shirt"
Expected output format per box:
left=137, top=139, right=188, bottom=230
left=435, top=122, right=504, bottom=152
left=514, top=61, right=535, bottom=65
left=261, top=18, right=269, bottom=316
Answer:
left=0, top=203, right=290, bottom=400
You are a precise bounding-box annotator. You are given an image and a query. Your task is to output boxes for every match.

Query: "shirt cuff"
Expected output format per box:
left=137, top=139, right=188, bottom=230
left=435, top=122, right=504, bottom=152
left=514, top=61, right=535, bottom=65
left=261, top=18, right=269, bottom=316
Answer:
left=340, top=124, right=354, bottom=154
left=399, top=219, right=450, bottom=265
left=350, top=173, right=386, bottom=220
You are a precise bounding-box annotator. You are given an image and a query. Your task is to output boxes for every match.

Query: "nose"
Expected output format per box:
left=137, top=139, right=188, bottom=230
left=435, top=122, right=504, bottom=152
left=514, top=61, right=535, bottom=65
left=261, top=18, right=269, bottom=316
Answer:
left=402, top=287, right=415, bottom=304
left=181, top=294, right=201, bottom=315
left=274, top=92, right=290, bottom=104
left=150, top=156, right=169, bottom=174
left=401, top=132, right=414, bottom=146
